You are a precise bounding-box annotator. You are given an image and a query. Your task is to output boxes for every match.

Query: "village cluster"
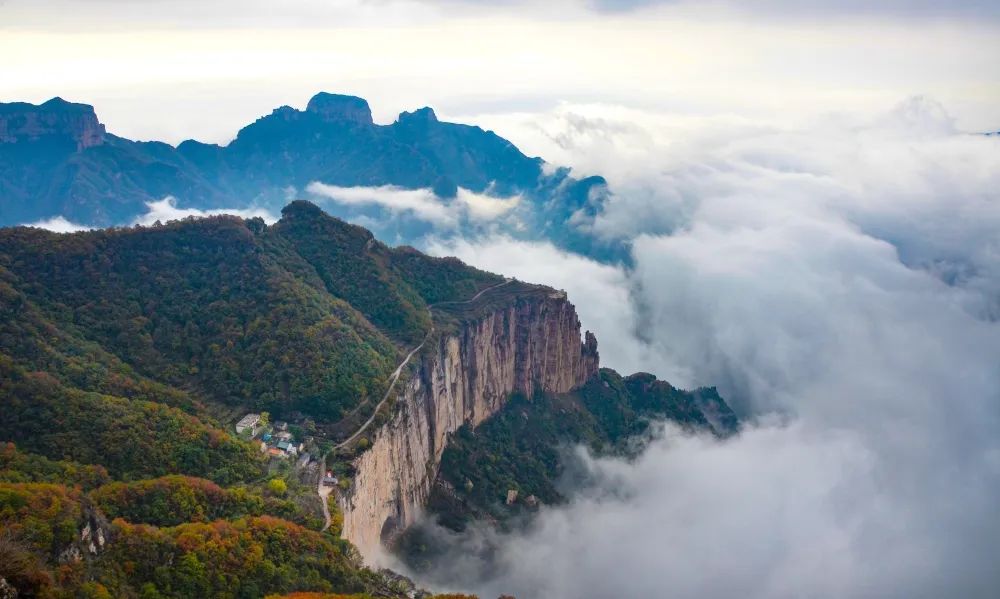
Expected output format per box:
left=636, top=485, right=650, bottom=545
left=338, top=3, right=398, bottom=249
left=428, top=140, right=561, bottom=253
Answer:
left=235, top=413, right=313, bottom=467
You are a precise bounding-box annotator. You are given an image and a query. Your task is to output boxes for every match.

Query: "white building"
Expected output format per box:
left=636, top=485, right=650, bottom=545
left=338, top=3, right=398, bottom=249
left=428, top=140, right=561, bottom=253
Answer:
left=235, top=413, right=261, bottom=435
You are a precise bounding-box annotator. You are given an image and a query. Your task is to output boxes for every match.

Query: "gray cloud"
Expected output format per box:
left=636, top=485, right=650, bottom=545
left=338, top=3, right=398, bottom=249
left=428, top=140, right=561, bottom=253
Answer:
left=4, top=0, right=998, bottom=30
left=590, top=0, right=1000, bottom=16
left=431, top=0, right=1000, bottom=18
left=417, top=97, right=1000, bottom=598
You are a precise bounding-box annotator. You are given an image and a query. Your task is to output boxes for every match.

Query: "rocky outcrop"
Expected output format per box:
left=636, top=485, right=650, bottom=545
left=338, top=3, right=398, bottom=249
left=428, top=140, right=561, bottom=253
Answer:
left=397, top=106, right=438, bottom=125
left=306, top=92, right=374, bottom=125
left=340, top=291, right=599, bottom=561
left=0, top=97, right=105, bottom=150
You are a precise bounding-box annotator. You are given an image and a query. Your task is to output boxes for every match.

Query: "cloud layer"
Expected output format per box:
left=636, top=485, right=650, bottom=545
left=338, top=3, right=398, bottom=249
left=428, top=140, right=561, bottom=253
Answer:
left=415, top=97, right=1000, bottom=597
left=306, top=183, right=521, bottom=230
left=23, top=197, right=278, bottom=232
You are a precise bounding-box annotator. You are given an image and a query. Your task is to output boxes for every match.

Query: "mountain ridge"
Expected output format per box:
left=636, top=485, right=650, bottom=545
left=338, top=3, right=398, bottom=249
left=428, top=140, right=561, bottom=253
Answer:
left=0, top=93, right=610, bottom=260
left=0, top=201, right=733, bottom=597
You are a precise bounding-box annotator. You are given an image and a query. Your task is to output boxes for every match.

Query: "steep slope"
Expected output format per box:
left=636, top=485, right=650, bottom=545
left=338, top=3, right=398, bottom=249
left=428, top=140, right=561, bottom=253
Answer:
left=395, top=369, right=737, bottom=572
left=0, top=203, right=547, bottom=597
left=339, top=287, right=601, bottom=559
left=0, top=201, right=505, bottom=425
left=0, top=201, right=730, bottom=596
left=430, top=369, right=736, bottom=530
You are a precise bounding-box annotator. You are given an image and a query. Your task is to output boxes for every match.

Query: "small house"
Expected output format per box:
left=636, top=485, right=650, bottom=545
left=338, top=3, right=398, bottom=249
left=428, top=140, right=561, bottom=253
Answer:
left=276, top=440, right=290, bottom=451
left=235, top=413, right=261, bottom=436
left=273, top=421, right=289, bottom=432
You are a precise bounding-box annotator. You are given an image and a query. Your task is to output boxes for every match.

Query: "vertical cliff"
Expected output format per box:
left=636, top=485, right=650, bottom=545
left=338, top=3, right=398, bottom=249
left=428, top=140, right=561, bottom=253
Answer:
left=340, top=291, right=599, bottom=561
left=0, top=97, right=106, bottom=150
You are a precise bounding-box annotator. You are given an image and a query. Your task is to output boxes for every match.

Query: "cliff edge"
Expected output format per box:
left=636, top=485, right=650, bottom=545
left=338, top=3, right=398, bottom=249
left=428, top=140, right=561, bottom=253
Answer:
left=340, top=291, right=598, bottom=560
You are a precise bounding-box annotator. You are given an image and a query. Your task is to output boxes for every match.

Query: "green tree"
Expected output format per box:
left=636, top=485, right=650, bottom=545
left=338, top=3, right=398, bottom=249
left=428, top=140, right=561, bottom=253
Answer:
left=267, top=478, right=288, bottom=497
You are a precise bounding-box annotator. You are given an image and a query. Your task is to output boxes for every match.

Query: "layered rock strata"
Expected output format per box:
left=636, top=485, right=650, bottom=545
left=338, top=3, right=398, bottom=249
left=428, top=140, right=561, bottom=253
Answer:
left=0, top=97, right=105, bottom=150
left=340, top=291, right=599, bottom=561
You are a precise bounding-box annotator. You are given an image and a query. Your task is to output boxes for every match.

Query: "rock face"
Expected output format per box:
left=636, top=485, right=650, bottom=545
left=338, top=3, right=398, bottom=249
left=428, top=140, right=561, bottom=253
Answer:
left=340, top=292, right=599, bottom=561
left=0, top=97, right=105, bottom=150
left=305, top=92, right=374, bottom=125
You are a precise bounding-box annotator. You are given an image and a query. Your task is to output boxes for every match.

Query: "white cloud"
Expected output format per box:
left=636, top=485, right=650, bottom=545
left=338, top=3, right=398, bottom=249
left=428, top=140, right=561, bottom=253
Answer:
left=403, top=98, right=1000, bottom=598
left=23, top=216, right=91, bottom=233
left=19, top=198, right=279, bottom=235
left=307, top=183, right=457, bottom=227
left=306, top=182, right=520, bottom=229
left=427, top=236, right=650, bottom=374
left=457, top=188, right=521, bottom=221
left=132, top=197, right=278, bottom=226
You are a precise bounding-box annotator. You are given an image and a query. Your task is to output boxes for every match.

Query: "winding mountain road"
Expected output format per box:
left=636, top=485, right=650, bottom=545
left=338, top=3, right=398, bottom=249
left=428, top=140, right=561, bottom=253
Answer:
left=318, top=278, right=513, bottom=532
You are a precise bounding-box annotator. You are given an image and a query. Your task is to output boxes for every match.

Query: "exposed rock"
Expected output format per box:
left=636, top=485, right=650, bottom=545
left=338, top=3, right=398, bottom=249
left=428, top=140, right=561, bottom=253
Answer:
left=305, top=92, right=374, bottom=125
left=58, top=545, right=82, bottom=564
left=397, top=106, right=438, bottom=125
left=0, top=576, right=16, bottom=599
left=60, top=510, right=111, bottom=563
left=0, top=97, right=105, bottom=150
left=341, top=293, right=599, bottom=560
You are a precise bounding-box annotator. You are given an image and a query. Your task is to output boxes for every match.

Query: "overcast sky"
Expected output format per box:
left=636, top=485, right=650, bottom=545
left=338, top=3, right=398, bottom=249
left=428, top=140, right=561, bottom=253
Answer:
left=2, top=0, right=998, bottom=145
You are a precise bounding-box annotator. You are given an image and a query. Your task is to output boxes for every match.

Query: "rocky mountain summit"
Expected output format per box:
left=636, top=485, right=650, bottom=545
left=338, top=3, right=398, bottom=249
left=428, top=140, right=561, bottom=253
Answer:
left=0, top=97, right=106, bottom=150
left=0, top=93, right=613, bottom=258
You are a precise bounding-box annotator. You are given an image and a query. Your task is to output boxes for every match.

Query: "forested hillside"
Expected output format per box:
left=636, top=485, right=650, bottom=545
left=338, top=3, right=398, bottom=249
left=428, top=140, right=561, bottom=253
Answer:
left=0, top=202, right=507, bottom=597
left=0, top=200, right=737, bottom=597
left=0, top=200, right=501, bottom=423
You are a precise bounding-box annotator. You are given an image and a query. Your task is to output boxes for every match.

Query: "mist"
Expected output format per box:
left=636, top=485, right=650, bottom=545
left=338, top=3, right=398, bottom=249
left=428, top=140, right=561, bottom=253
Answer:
left=408, top=97, right=1000, bottom=598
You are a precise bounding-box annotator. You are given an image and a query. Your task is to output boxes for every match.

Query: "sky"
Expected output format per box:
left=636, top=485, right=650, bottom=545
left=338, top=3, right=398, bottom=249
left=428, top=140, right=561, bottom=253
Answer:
left=2, top=0, right=999, bottom=147
left=6, top=2, right=1000, bottom=598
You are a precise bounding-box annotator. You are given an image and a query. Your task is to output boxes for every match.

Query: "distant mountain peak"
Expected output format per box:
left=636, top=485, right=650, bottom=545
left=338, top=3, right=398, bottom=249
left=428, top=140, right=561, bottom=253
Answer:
left=0, top=92, right=618, bottom=260
left=305, top=92, right=374, bottom=125
left=0, top=97, right=105, bottom=149
left=40, top=96, right=87, bottom=111
left=281, top=199, right=326, bottom=219
left=398, top=106, right=438, bottom=125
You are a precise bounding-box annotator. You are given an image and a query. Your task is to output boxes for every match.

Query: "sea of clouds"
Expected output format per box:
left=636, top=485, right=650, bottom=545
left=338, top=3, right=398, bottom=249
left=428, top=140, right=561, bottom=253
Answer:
left=396, top=96, right=1000, bottom=598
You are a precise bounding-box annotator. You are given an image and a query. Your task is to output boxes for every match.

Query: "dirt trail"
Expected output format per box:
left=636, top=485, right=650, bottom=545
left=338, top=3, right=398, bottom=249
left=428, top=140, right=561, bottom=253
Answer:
left=333, top=278, right=512, bottom=451
left=318, top=279, right=513, bottom=531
